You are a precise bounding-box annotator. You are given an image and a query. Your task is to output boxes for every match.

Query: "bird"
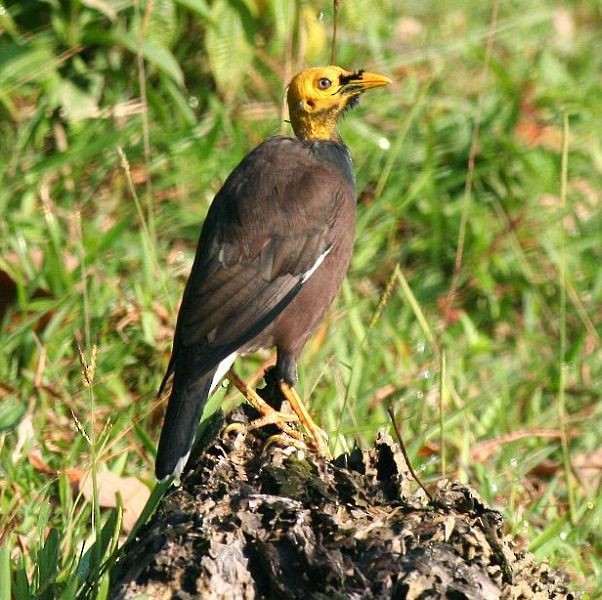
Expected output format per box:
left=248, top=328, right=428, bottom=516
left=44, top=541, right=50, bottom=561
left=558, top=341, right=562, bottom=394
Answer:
left=155, top=65, right=391, bottom=481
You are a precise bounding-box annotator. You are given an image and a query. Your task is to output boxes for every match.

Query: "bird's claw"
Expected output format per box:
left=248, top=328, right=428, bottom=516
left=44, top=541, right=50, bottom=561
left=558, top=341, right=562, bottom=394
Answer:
left=226, top=368, right=331, bottom=459
left=278, top=381, right=332, bottom=459
left=263, top=433, right=307, bottom=456
left=246, top=412, right=304, bottom=443
left=223, top=422, right=247, bottom=437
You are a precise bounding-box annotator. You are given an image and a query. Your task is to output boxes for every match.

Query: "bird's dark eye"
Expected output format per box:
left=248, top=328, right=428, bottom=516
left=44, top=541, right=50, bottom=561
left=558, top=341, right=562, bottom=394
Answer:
left=317, top=77, right=332, bottom=90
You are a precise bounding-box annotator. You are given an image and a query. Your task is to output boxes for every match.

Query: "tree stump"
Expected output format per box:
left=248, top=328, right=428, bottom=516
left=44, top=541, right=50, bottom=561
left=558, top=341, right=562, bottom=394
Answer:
left=110, top=408, right=573, bottom=599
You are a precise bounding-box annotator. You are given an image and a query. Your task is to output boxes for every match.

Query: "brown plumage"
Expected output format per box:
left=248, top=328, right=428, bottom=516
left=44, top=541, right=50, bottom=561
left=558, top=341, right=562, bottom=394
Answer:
left=156, top=66, right=390, bottom=480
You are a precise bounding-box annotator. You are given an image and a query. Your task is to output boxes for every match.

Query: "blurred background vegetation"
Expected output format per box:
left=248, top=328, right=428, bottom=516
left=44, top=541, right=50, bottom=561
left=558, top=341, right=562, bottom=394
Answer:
left=0, top=0, right=600, bottom=596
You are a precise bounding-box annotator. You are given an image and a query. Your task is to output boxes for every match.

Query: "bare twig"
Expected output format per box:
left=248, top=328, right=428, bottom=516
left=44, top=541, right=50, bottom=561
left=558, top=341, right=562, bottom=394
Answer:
left=387, top=406, right=433, bottom=503
left=330, top=0, right=341, bottom=64
left=135, top=0, right=155, bottom=239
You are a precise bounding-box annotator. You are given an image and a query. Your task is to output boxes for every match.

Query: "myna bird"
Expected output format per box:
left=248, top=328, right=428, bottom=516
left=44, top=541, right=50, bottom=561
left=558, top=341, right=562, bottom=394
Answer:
left=155, top=65, right=391, bottom=481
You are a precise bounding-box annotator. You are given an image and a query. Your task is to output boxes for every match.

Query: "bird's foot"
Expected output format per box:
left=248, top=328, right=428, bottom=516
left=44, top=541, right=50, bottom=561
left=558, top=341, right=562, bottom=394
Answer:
left=226, top=368, right=331, bottom=459
left=223, top=422, right=246, bottom=437
left=246, top=410, right=300, bottom=434
left=278, top=381, right=332, bottom=460
left=263, top=433, right=308, bottom=455
left=226, top=368, right=303, bottom=442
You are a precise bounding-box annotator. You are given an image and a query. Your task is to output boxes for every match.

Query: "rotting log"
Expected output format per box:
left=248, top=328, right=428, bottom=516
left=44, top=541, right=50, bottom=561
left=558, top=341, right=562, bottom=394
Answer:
left=110, top=407, right=573, bottom=599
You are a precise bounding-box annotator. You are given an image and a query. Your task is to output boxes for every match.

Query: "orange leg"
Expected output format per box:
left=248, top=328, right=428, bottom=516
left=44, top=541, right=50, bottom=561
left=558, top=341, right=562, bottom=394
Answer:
left=278, top=381, right=331, bottom=459
left=226, top=369, right=331, bottom=458
left=226, top=369, right=305, bottom=444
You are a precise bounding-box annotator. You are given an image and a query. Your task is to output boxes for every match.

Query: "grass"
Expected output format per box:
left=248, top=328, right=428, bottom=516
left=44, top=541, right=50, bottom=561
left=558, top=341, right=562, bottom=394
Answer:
left=0, top=0, right=601, bottom=597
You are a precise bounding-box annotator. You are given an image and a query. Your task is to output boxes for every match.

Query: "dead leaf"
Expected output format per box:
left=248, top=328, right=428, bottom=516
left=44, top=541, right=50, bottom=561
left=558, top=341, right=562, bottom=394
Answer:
left=27, top=449, right=54, bottom=475
left=64, top=467, right=85, bottom=484
left=80, top=471, right=151, bottom=532
left=418, top=442, right=440, bottom=458
left=437, top=289, right=468, bottom=325
left=514, top=93, right=562, bottom=151
left=472, top=429, right=563, bottom=462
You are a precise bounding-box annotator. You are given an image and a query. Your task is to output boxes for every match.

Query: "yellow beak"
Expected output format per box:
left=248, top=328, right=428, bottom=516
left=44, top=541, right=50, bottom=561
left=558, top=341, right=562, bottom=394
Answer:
left=338, top=70, right=392, bottom=95
left=356, top=71, right=392, bottom=90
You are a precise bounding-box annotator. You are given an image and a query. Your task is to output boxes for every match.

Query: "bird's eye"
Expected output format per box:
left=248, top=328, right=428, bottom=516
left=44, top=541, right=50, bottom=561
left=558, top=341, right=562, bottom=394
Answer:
left=317, top=77, right=332, bottom=90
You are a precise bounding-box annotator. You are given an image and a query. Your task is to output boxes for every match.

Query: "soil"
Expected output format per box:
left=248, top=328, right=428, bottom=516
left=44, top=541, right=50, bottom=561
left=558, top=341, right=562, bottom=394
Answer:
left=109, top=407, right=574, bottom=599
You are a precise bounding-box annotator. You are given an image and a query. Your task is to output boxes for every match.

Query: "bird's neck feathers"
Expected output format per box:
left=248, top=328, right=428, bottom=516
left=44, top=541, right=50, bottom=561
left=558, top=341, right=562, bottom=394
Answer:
left=289, top=102, right=347, bottom=142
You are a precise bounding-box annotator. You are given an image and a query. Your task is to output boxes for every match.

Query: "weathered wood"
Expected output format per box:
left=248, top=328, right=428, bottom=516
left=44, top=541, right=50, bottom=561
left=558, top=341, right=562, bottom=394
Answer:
left=110, top=408, right=572, bottom=599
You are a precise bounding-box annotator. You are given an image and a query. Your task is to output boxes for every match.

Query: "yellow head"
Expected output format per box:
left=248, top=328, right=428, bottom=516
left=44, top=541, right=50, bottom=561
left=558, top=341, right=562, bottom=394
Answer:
left=287, top=65, right=391, bottom=142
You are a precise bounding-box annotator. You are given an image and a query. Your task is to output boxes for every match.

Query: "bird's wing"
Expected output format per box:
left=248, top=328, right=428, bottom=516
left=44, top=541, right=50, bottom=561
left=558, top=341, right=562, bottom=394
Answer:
left=168, top=137, right=353, bottom=378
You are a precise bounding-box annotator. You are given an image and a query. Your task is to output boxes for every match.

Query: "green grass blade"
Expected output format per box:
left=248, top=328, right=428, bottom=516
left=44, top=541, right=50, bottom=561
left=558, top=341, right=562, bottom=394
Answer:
left=0, top=540, right=10, bottom=600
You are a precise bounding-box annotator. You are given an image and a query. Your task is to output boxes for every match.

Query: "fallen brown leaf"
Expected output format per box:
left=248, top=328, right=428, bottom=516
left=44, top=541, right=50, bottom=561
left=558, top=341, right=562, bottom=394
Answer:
left=27, top=449, right=54, bottom=475
left=80, top=471, right=151, bottom=532
left=472, top=429, right=563, bottom=462
left=514, top=92, right=562, bottom=151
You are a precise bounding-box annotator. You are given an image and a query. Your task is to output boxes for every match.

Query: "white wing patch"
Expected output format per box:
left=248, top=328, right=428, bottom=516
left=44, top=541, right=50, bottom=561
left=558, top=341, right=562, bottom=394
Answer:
left=301, top=245, right=332, bottom=284
left=209, top=352, right=238, bottom=396
left=169, top=450, right=191, bottom=485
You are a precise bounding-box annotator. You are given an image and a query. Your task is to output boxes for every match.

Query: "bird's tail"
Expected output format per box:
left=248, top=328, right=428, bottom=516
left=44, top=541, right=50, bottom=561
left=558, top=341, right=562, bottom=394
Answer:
left=155, top=366, right=216, bottom=481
